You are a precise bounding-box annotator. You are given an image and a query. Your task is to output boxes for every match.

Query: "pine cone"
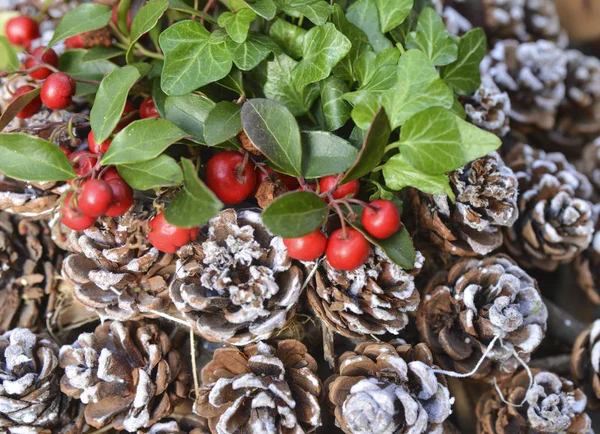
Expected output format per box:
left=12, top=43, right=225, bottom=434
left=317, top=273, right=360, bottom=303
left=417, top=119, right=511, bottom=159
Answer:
left=578, top=138, right=600, bottom=197
left=476, top=369, right=592, bottom=433
left=58, top=320, right=189, bottom=432
left=195, top=339, right=322, bottom=433
left=571, top=319, right=600, bottom=409
left=432, top=0, right=474, bottom=36
left=482, top=39, right=567, bottom=130
left=169, top=209, right=303, bottom=345
left=417, top=254, right=547, bottom=383
left=463, top=74, right=511, bottom=137
left=0, top=175, right=67, bottom=219
left=307, top=248, right=423, bottom=338
left=573, top=221, right=600, bottom=304
left=503, top=144, right=595, bottom=271
left=409, top=152, right=518, bottom=257
left=62, top=209, right=176, bottom=321
left=326, top=341, right=453, bottom=434
left=0, top=328, right=84, bottom=433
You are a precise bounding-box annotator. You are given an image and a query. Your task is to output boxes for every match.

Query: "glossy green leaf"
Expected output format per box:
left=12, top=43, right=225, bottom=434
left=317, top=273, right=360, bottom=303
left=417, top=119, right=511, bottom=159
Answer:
left=0, top=88, right=40, bottom=132
left=59, top=50, right=119, bottom=96
left=343, top=90, right=381, bottom=130
left=117, top=155, right=183, bottom=190
left=117, top=0, right=131, bottom=35
left=47, top=4, right=112, bottom=48
left=346, top=0, right=391, bottom=53
left=375, top=0, right=412, bottom=33
left=126, top=0, right=169, bottom=64
left=440, top=28, right=487, bottom=95
left=262, top=191, right=328, bottom=237
left=0, top=36, right=18, bottom=71
left=164, top=92, right=215, bottom=142
left=382, top=153, right=454, bottom=198
left=406, top=8, right=457, bottom=66
left=243, top=0, right=277, bottom=19
left=269, top=18, right=306, bottom=59
left=218, top=8, right=256, bottom=43
left=203, top=102, right=242, bottom=145
left=330, top=4, right=371, bottom=82
left=275, top=0, right=333, bottom=25
left=226, top=33, right=278, bottom=70
left=82, top=46, right=125, bottom=62
left=320, top=76, right=351, bottom=131
left=301, top=131, right=358, bottom=178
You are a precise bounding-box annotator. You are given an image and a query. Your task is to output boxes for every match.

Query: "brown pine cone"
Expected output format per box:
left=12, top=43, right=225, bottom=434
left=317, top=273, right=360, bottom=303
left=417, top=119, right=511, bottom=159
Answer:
left=326, top=341, right=453, bottom=434
left=578, top=139, right=600, bottom=198
left=409, top=152, right=518, bottom=257
left=432, top=0, right=474, bottom=36
left=62, top=209, right=177, bottom=321
left=195, top=339, right=322, bottom=433
left=417, top=254, right=547, bottom=383
left=0, top=175, right=68, bottom=219
left=307, top=248, right=423, bottom=338
left=503, top=144, right=595, bottom=271
left=0, top=328, right=85, bottom=433
left=58, top=320, right=189, bottom=432
left=169, top=209, right=303, bottom=345
left=574, top=215, right=600, bottom=304
left=476, top=369, right=592, bottom=433
left=571, top=319, right=600, bottom=409
left=463, top=74, right=511, bottom=137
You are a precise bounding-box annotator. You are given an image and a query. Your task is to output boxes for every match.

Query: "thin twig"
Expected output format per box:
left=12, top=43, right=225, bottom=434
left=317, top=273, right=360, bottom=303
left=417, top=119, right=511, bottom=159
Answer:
left=190, top=328, right=200, bottom=401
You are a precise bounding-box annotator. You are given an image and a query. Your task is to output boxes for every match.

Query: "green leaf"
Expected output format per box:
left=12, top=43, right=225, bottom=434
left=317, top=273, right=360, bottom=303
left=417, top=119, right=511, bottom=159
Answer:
left=398, top=106, right=501, bottom=174
left=440, top=28, right=487, bottom=95
left=320, top=76, right=351, bottom=131
left=241, top=98, right=302, bottom=176
left=406, top=7, right=457, bottom=66
left=226, top=33, right=278, bottom=71
left=292, top=23, right=351, bottom=92
left=160, top=20, right=232, bottom=95
left=0, top=88, right=40, bottom=132
left=218, top=8, right=256, bottom=43
left=90, top=66, right=140, bottom=144
left=0, top=36, right=18, bottom=71
left=0, top=12, right=19, bottom=38
left=243, top=0, right=277, bottom=19
left=152, top=78, right=167, bottom=118
left=346, top=0, right=392, bottom=53
left=82, top=46, right=125, bottom=62
left=262, top=191, right=328, bottom=237
left=203, top=101, right=242, bottom=145
left=331, top=4, right=371, bottom=82
left=382, top=49, right=453, bottom=129
left=0, top=133, right=76, bottom=182
left=382, top=153, right=454, bottom=197
left=164, top=158, right=223, bottom=228
left=59, top=50, right=118, bottom=95
left=117, top=0, right=131, bottom=35
left=47, top=4, right=112, bottom=48
left=126, top=0, right=169, bottom=64
left=269, top=18, right=306, bottom=59
left=117, top=155, right=183, bottom=190
left=375, top=0, right=412, bottom=33
left=101, top=118, right=188, bottom=165
left=302, top=131, right=358, bottom=178
left=342, top=108, right=391, bottom=182
left=164, top=92, right=215, bottom=143
left=217, top=69, right=245, bottom=95
left=343, top=91, right=381, bottom=130
left=275, top=0, right=333, bottom=25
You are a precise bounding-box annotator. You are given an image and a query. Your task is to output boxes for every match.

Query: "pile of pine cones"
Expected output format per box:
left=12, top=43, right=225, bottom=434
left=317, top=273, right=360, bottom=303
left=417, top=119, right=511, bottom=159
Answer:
left=4, top=0, right=600, bottom=433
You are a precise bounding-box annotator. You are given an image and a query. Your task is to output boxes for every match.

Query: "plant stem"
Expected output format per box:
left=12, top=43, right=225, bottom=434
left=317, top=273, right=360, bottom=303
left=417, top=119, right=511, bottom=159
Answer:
left=109, top=21, right=130, bottom=46
left=135, top=44, right=164, bottom=60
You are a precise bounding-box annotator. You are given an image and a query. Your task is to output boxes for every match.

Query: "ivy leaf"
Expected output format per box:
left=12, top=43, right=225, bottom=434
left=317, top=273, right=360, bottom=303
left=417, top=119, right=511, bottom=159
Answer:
left=383, top=49, right=453, bottom=129
left=241, top=98, right=302, bottom=176
left=160, top=20, right=232, bottom=95
left=343, top=91, right=381, bottom=130
left=375, top=0, right=413, bottom=33
left=399, top=106, right=501, bottom=174
left=117, top=155, right=183, bottom=190
left=59, top=50, right=118, bottom=96
left=406, top=7, right=457, bottom=66
left=346, top=0, right=391, bottom=53
left=90, top=66, right=140, bottom=144
left=275, top=0, right=333, bottom=25
left=440, top=28, right=487, bottom=95
left=0, top=133, right=76, bottom=182
left=164, top=92, right=215, bottom=143
left=0, top=36, right=18, bottom=71
left=242, top=0, right=276, bottom=19
left=226, top=33, right=278, bottom=71
left=320, top=76, right=351, bottom=131
left=218, top=8, right=256, bottom=43
left=302, top=131, right=358, bottom=178
left=0, top=87, right=40, bottom=132
left=101, top=118, right=188, bottom=165
left=269, top=18, right=306, bottom=59
left=83, top=46, right=125, bottom=62
left=382, top=153, right=454, bottom=198
left=262, top=191, right=328, bottom=237
left=47, top=4, right=112, bottom=48
left=164, top=158, right=223, bottom=228
left=354, top=48, right=400, bottom=87
left=330, top=4, right=371, bottom=82
left=126, top=0, right=169, bottom=64
left=203, top=102, right=242, bottom=145
left=292, top=23, right=351, bottom=92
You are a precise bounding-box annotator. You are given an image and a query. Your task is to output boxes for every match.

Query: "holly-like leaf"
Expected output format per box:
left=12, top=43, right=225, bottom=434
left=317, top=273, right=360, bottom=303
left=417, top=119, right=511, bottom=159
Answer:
left=302, top=131, right=358, bottom=178
left=262, top=191, right=328, bottom=237
left=375, top=0, right=413, bottom=33
left=406, top=7, right=457, bottom=66
left=0, top=36, right=18, bottom=71
left=346, top=0, right=392, bottom=53
left=101, top=118, right=188, bottom=165
left=117, top=155, right=183, bottom=190
left=203, top=101, right=242, bottom=145
left=164, top=158, right=223, bottom=228
left=0, top=133, right=76, bottom=182
left=275, top=0, right=333, bottom=25
left=269, top=18, right=306, bottom=59
left=47, top=4, right=112, bottom=48
left=218, top=8, right=256, bottom=43
left=440, top=28, right=487, bottom=95
left=90, top=66, right=140, bottom=144
left=383, top=49, right=454, bottom=129
left=241, top=98, right=302, bottom=176
left=164, top=92, right=215, bottom=143
left=83, top=46, right=125, bottom=62
left=160, top=20, right=232, bottom=95
left=382, top=153, right=454, bottom=198
left=226, top=33, right=278, bottom=70
left=0, top=87, right=40, bottom=132
left=126, top=0, right=169, bottom=64
left=320, top=76, right=351, bottom=131
left=331, top=4, right=371, bottom=82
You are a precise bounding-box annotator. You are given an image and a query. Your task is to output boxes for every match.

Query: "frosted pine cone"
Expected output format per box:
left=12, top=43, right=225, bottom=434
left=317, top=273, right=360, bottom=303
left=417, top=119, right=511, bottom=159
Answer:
left=0, top=329, right=84, bottom=434
left=463, top=74, right=511, bottom=137
left=417, top=255, right=547, bottom=383
left=578, top=138, right=600, bottom=197
left=503, top=144, right=595, bottom=271
left=0, top=175, right=68, bottom=219
left=58, top=321, right=189, bottom=432
left=476, top=369, right=592, bottom=433
left=573, top=219, right=600, bottom=305
left=571, top=319, right=600, bottom=409
left=409, top=153, right=518, bottom=257
left=196, top=340, right=322, bottom=433
left=432, top=0, right=474, bottom=36
left=169, top=209, right=303, bottom=345
left=62, top=209, right=176, bottom=321
left=327, top=341, right=453, bottom=434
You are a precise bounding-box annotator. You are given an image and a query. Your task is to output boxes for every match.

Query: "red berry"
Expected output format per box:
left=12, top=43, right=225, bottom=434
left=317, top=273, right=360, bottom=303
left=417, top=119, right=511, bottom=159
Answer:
left=148, top=212, right=197, bottom=253
left=88, top=130, right=112, bottom=154
left=362, top=200, right=402, bottom=239
left=40, top=72, right=76, bottom=110
left=283, top=230, right=327, bottom=261
left=111, top=5, right=132, bottom=29
left=116, top=100, right=136, bottom=130
left=140, top=97, right=159, bottom=119
left=77, top=179, right=113, bottom=217
left=5, top=16, right=40, bottom=48
left=319, top=176, right=360, bottom=201
left=100, top=167, right=121, bottom=182
left=68, top=151, right=98, bottom=181
left=25, top=46, right=58, bottom=80
left=205, top=152, right=257, bottom=204
left=257, top=167, right=299, bottom=190
left=12, top=86, right=41, bottom=119
left=65, top=35, right=84, bottom=50
left=61, top=194, right=96, bottom=231
left=59, top=146, right=71, bottom=157
left=105, top=177, right=134, bottom=217
left=326, top=227, right=371, bottom=271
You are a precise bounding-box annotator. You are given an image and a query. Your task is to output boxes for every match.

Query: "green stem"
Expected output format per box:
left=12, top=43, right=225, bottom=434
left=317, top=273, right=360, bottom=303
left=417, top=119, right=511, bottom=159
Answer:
left=135, top=44, right=164, bottom=60
left=109, top=21, right=130, bottom=46
left=384, top=143, right=399, bottom=153
left=306, top=111, right=318, bottom=125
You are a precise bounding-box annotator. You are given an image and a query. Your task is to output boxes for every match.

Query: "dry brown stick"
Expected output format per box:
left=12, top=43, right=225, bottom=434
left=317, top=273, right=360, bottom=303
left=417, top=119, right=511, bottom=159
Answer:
left=543, top=297, right=586, bottom=346
left=529, top=354, right=572, bottom=374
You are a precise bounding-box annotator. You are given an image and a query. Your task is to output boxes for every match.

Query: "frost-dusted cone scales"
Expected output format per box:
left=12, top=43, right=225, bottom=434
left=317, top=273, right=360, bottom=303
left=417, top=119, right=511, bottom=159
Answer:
left=578, top=139, right=600, bottom=198
left=195, top=340, right=322, bottom=433
left=169, top=209, right=303, bottom=345
left=463, top=74, right=511, bottom=137
left=571, top=319, right=600, bottom=408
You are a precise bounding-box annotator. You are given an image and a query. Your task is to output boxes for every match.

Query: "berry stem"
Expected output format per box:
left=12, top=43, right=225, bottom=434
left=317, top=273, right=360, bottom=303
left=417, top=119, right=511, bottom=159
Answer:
left=343, top=198, right=378, bottom=210
left=330, top=200, right=348, bottom=239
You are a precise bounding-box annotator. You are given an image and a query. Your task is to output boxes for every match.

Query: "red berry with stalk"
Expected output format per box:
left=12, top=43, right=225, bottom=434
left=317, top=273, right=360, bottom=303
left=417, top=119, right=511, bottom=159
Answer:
left=12, top=86, right=41, bottom=119
left=140, top=97, right=159, bottom=119
left=319, top=176, right=360, bottom=200
left=148, top=212, right=198, bottom=253
left=68, top=151, right=98, bottom=184
left=40, top=72, right=76, bottom=110
left=5, top=16, right=40, bottom=48
left=283, top=230, right=327, bottom=261
left=257, top=166, right=299, bottom=190
left=61, top=193, right=96, bottom=231
left=25, top=46, right=59, bottom=80
left=77, top=179, right=114, bottom=217
left=101, top=170, right=134, bottom=217
left=205, top=151, right=257, bottom=204
left=65, top=35, right=84, bottom=49
left=362, top=200, right=402, bottom=239
left=326, top=227, right=370, bottom=270
left=88, top=130, right=112, bottom=154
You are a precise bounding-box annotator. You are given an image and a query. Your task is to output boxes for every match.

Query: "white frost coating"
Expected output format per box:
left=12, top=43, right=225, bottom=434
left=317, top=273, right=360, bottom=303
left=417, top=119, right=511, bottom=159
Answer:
left=251, top=391, right=276, bottom=408
left=132, top=369, right=153, bottom=408
left=209, top=378, right=235, bottom=407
